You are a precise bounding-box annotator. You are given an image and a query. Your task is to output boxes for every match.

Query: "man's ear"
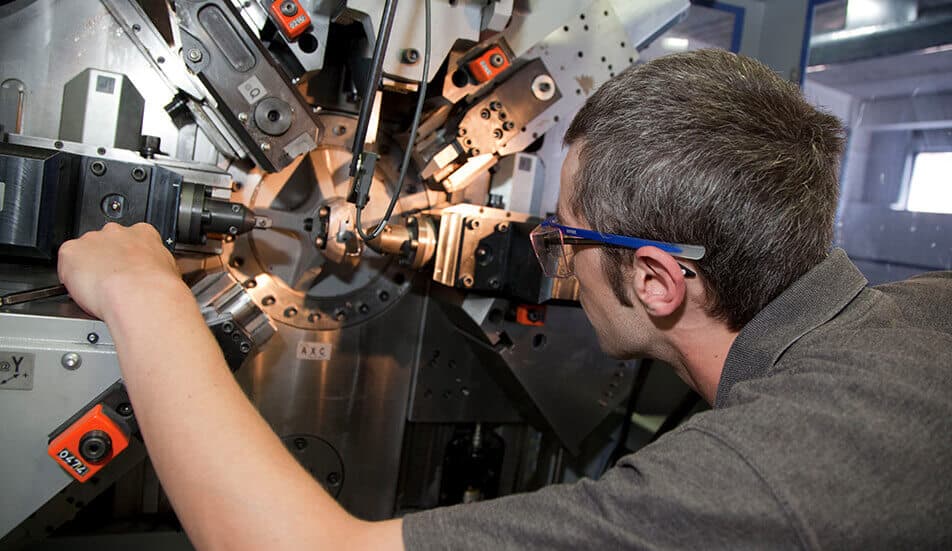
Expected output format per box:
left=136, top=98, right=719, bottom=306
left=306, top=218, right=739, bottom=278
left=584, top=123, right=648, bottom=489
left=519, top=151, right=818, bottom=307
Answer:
left=632, top=246, right=687, bottom=318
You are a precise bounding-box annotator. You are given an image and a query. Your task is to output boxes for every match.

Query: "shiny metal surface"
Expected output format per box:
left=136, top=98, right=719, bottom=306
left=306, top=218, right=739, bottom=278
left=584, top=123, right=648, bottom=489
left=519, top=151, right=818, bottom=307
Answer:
left=236, top=285, right=428, bottom=519
left=0, top=312, right=121, bottom=536
left=0, top=0, right=181, bottom=155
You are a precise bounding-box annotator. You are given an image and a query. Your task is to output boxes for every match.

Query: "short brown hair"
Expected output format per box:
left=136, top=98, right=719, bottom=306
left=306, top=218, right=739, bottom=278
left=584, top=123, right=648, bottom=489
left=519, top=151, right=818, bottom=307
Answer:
left=564, top=49, right=845, bottom=330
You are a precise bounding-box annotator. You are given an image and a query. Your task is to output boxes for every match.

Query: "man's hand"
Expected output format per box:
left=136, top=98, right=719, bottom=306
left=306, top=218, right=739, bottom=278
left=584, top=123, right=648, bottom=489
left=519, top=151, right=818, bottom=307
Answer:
left=57, top=223, right=182, bottom=320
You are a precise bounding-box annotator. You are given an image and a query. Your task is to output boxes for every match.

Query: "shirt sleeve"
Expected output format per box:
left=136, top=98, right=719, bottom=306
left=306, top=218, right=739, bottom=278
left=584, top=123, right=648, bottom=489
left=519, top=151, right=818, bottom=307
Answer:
left=402, top=426, right=803, bottom=550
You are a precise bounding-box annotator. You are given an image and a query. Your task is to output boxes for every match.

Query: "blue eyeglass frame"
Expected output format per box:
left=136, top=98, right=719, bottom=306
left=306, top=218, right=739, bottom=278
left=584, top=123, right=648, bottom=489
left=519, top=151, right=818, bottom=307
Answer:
left=538, top=216, right=706, bottom=278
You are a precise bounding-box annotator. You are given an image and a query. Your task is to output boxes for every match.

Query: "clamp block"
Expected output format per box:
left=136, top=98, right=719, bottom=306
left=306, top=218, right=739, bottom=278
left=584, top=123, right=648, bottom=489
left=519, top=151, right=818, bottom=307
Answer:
left=47, top=404, right=130, bottom=482
left=467, top=46, right=511, bottom=83
left=269, top=0, right=311, bottom=41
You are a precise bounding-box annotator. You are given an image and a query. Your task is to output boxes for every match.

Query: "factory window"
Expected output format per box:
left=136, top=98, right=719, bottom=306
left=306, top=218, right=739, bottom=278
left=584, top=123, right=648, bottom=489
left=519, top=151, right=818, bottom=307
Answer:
left=905, top=152, right=952, bottom=214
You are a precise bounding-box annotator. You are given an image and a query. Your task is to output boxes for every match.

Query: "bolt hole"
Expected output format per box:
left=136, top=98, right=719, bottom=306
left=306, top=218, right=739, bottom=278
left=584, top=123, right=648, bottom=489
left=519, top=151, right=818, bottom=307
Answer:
left=393, top=272, right=406, bottom=285
left=267, top=110, right=280, bottom=122
left=298, top=32, right=319, bottom=53
left=451, top=69, right=469, bottom=88
left=532, top=333, right=547, bottom=349
left=262, top=295, right=276, bottom=306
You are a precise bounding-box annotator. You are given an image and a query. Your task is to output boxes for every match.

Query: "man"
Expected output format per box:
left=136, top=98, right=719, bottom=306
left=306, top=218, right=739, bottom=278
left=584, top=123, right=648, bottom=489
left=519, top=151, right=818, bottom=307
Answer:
left=58, top=49, right=952, bottom=549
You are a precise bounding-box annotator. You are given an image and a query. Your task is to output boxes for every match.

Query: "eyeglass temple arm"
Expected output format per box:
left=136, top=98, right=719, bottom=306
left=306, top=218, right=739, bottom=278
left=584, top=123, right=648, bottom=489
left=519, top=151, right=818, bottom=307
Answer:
left=565, top=238, right=698, bottom=278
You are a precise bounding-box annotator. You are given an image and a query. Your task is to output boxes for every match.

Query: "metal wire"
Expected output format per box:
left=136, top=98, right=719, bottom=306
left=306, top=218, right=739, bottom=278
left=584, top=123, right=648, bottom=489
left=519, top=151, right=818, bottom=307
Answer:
left=356, top=0, right=432, bottom=245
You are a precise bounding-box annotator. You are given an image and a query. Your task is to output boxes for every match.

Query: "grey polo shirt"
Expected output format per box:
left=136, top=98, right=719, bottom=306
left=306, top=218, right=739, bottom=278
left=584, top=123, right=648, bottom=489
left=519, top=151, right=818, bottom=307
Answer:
left=403, top=249, right=952, bottom=549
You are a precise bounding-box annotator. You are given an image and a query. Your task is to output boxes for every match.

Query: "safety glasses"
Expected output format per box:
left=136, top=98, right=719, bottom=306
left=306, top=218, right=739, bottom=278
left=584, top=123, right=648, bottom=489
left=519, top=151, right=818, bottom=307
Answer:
left=530, top=216, right=706, bottom=279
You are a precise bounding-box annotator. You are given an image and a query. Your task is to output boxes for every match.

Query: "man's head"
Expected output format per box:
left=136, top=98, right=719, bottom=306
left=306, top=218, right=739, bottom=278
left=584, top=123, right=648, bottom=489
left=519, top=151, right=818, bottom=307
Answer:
left=560, top=49, right=845, bottom=349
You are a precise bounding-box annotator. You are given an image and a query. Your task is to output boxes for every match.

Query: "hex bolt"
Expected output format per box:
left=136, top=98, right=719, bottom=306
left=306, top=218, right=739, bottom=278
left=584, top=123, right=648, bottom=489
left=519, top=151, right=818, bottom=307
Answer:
left=86, top=332, right=99, bottom=344
left=131, top=166, right=147, bottom=181
left=90, top=161, right=106, bottom=176
left=401, top=48, right=420, bottom=64
left=61, top=352, right=82, bottom=370
left=187, top=48, right=203, bottom=63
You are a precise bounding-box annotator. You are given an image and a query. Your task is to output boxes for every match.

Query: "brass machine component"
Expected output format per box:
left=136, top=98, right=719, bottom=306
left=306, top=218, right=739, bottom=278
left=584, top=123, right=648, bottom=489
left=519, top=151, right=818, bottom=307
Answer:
left=366, top=215, right=438, bottom=270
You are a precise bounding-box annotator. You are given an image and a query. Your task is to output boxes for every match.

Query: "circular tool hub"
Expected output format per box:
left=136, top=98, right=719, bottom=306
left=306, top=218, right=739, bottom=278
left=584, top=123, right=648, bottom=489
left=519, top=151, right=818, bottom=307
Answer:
left=220, top=114, right=436, bottom=331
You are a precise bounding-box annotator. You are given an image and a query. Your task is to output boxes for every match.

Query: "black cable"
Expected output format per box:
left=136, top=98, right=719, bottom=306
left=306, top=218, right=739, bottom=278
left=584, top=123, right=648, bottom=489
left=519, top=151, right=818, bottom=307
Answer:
left=349, top=0, right=399, bottom=176
left=356, top=0, right=431, bottom=244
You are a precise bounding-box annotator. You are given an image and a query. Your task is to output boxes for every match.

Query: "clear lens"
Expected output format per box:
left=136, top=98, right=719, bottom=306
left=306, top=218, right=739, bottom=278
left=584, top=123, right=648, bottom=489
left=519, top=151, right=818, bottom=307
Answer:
left=530, top=223, right=572, bottom=278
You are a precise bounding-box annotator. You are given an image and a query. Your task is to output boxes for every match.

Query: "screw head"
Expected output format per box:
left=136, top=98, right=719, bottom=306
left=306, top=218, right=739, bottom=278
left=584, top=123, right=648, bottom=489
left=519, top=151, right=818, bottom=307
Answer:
left=238, top=112, right=249, bottom=123
left=86, top=332, right=99, bottom=344
left=61, top=352, right=82, bottom=370
left=280, top=1, right=298, bottom=16
left=117, top=402, right=133, bottom=416
left=90, top=161, right=106, bottom=176
left=187, top=48, right=203, bottom=63
left=401, top=48, right=420, bottom=64
left=109, top=199, right=121, bottom=212
left=489, top=53, right=505, bottom=67
left=260, top=143, right=271, bottom=152
left=131, top=166, right=147, bottom=181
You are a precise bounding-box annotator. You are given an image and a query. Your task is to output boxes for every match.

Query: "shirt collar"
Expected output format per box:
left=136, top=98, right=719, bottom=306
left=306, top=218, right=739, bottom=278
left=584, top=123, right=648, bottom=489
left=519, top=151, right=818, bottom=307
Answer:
left=714, top=248, right=868, bottom=408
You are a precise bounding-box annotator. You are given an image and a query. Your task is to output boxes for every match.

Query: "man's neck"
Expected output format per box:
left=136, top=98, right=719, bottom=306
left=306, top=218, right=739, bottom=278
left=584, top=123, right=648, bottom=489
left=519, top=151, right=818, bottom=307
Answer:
left=664, top=319, right=739, bottom=404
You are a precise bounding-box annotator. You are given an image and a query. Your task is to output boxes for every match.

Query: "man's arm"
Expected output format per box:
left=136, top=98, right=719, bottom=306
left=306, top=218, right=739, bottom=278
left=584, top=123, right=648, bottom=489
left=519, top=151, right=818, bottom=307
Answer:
left=58, top=223, right=403, bottom=551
